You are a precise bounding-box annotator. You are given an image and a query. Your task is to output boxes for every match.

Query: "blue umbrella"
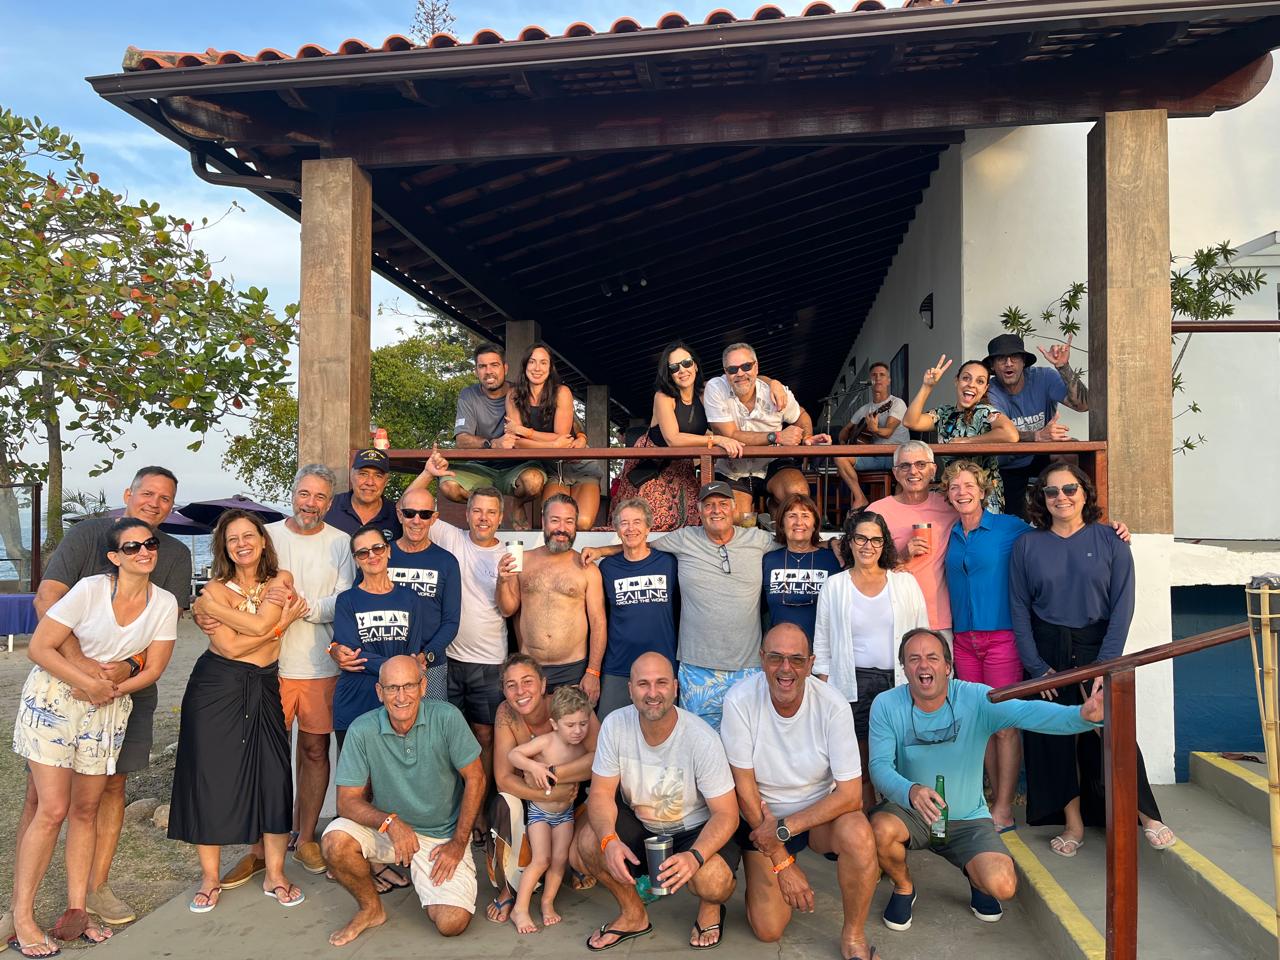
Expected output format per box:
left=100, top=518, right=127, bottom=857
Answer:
left=177, top=495, right=285, bottom=527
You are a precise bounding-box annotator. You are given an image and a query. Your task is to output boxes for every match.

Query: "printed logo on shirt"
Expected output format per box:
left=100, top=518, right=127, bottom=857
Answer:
left=389, top=566, right=439, bottom=598
left=455, top=416, right=467, bottom=428
left=612, top=574, right=669, bottom=606
left=355, top=608, right=411, bottom=644
left=769, top=568, right=829, bottom=596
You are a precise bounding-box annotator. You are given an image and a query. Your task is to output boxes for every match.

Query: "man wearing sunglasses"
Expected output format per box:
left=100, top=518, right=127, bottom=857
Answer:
left=703, top=342, right=830, bottom=529
left=720, top=623, right=879, bottom=960
left=867, top=628, right=1104, bottom=934
left=326, top=448, right=403, bottom=542
left=24, top=465, right=191, bottom=930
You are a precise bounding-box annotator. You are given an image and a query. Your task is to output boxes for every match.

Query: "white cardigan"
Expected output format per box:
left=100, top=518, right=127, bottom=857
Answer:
left=812, top=569, right=930, bottom=701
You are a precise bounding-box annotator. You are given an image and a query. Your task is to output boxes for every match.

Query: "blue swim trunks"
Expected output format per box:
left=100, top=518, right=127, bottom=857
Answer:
left=527, top=802, right=575, bottom=829
left=677, top=663, right=760, bottom=732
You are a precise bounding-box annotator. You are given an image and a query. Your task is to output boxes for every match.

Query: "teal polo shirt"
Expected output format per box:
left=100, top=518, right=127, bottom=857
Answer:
left=336, top=700, right=480, bottom=838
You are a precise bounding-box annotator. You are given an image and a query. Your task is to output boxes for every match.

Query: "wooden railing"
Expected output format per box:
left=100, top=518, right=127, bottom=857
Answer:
left=988, top=622, right=1253, bottom=960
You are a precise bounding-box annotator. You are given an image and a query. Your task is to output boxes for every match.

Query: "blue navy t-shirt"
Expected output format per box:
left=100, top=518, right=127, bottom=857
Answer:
left=599, top=550, right=679, bottom=678
left=762, top=546, right=844, bottom=644
left=332, top=584, right=425, bottom=730
left=385, top=541, right=461, bottom=663
left=986, top=366, right=1068, bottom=469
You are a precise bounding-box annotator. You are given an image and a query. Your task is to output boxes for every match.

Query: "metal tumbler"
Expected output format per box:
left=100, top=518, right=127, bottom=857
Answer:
left=643, top=835, right=674, bottom=895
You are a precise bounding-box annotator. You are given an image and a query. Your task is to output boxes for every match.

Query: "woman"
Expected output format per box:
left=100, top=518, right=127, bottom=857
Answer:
left=172, top=509, right=307, bottom=913
left=507, top=342, right=604, bottom=528
left=902, top=354, right=1018, bottom=513
left=486, top=654, right=600, bottom=926
left=813, top=511, right=928, bottom=808
left=1011, top=463, right=1175, bottom=856
left=762, top=493, right=842, bottom=644
left=12, top=519, right=178, bottom=953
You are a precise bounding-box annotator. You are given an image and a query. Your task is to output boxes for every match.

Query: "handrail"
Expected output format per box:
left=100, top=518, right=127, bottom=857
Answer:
left=987, top=621, right=1251, bottom=702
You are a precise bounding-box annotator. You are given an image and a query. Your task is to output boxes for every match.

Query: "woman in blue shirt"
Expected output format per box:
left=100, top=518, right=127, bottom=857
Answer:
left=762, top=493, right=843, bottom=643
left=1010, top=463, right=1175, bottom=857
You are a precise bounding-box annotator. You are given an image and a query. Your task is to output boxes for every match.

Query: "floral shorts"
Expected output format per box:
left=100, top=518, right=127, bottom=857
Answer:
left=13, top=666, right=133, bottom=776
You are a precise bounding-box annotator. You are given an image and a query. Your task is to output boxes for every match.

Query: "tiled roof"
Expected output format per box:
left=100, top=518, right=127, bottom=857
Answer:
left=122, top=0, right=979, bottom=71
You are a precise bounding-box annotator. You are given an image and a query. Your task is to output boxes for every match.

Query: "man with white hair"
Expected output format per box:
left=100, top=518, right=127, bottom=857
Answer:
left=867, top=441, right=958, bottom=640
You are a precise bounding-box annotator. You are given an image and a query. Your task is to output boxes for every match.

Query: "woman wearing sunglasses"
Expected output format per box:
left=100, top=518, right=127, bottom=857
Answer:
left=1010, top=463, right=1175, bottom=857
left=173, top=509, right=308, bottom=913
left=11, top=519, right=179, bottom=952
left=814, top=510, right=928, bottom=808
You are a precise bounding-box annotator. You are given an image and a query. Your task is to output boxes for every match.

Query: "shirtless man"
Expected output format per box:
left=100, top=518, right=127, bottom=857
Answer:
left=496, top=493, right=606, bottom=704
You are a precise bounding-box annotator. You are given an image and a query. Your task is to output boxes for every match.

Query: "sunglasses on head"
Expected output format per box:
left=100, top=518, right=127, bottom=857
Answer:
left=399, top=507, right=435, bottom=520
left=116, top=537, right=160, bottom=556
left=667, top=358, right=695, bottom=373
left=724, top=361, right=755, bottom=375
left=1043, top=483, right=1081, bottom=499
left=353, top=542, right=390, bottom=561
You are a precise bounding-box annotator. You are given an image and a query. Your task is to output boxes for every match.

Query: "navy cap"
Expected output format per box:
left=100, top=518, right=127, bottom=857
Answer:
left=351, top=448, right=390, bottom=473
left=697, top=480, right=735, bottom=501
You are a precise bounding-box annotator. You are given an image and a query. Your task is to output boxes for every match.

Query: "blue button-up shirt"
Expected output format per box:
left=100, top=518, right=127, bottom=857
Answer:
left=945, top=512, right=1031, bottom=633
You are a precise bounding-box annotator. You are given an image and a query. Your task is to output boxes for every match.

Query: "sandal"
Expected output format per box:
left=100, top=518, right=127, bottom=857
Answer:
left=78, top=921, right=112, bottom=946
left=373, top=865, right=411, bottom=894
left=189, top=886, right=221, bottom=914
left=690, top=904, right=725, bottom=949
left=6, top=936, right=60, bottom=958
left=264, top=884, right=306, bottom=908
left=486, top=895, right=515, bottom=924
left=1049, top=835, right=1084, bottom=858
left=1144, top=825, right=1177, bottom=850
left=586, top=923, right=653, bottom=952
left=47, top=911, right=87, bottom=943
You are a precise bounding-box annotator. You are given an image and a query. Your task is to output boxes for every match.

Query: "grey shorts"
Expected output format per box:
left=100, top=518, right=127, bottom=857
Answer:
left=551, top=460, right=604, bottom=487
left=447, top=660, right=505, bottom=726
left=116, top=682, right=158, bottom=774
left=542, top=659, right=587, bottom=693
left=447, top=460, right=546, bottom=498
left=597, top=674, right=632, bottom=721
left=871, top=800, right=1006, bottom=871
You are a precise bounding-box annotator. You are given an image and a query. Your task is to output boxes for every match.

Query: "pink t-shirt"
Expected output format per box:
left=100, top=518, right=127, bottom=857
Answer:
left=868, top=493, right=958, bottom=630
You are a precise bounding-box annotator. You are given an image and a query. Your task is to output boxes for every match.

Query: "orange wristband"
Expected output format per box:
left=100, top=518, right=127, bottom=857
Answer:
left=600, top=832, right=618, bottom=854
left=772, top=855, right=795, bottom=875
left=378, top=813, right=398, bottom=833
left=585, top=667, right=601, bottom=678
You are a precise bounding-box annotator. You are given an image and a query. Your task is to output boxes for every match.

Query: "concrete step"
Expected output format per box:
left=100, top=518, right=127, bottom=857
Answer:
left=1189, top=750, right=1270, bottom=826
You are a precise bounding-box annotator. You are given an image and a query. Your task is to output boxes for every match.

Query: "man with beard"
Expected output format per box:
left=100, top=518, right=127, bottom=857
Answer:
left=497, top=494, right=606, bottom=703
left=868, top=628, right=1104, bottom=933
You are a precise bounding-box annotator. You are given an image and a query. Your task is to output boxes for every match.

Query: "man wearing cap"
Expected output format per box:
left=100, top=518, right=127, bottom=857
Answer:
left=984, top=333, right=1088, bottom=519
left=326, top=448, right=403, bottom=542
left=583, top=481, right=776, bottom=731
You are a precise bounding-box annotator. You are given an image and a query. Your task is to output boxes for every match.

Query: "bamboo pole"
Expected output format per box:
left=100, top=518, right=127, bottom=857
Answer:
left=1246, top=576, right=1280, bottom=959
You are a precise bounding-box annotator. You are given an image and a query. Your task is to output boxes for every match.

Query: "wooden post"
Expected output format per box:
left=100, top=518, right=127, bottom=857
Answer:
left=1104, top=669, right=1139, bottom=960
left=505, top=320, right=541, bottom=384
left=298, top=158, right=372, bottom=491
left=586, top=386, right=610, bottom=448
left=1086, top=110, right=1172, bottom=534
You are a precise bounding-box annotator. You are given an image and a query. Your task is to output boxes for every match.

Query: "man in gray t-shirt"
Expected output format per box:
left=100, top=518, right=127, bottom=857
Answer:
left=437, top=342, right=546, bottom=515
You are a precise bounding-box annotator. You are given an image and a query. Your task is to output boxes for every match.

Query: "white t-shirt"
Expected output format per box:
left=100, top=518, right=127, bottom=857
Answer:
left=850, top=395, right=909, bottom=445
left=593, top=705, right=735, bottom=835
left=429, top=520, right=507, bottom=665
left=720, top=672, right=861, bottom=819
left=845, top=580, right=895, bottom=670
left=702, top=376, right=803, bottom=480
left=266, top=520, right=356, bottom=679
left=47, top=574, right=179, bottom=663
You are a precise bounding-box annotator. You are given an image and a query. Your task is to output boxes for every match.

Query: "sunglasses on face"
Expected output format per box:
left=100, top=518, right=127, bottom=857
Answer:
left=116, top=537, right=160, bottom=556
left=764, top=652, right=811, bottom=670
left=894, top=460, right=932, bottom=473
left=667, top=358, right=695, bottom=372
left=724, top=361, right=755, bottom=375
left=399, top=508, right=435, bottom=520
left=1043, top=483, right=1081, bottom=499
left=353, top=542, right=390, bottom=561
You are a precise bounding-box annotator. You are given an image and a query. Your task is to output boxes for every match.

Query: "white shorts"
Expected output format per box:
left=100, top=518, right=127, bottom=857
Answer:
left=13, top=666, right=133, bottom=776
left=323, top=817, right=477, bottom=913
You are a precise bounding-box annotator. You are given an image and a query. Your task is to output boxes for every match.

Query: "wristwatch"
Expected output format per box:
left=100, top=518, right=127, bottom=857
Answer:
left=482, top=438, right=492, bottom=449
left=767, top=431, right=778, bottom=445
left=776, top=818, right=791, bottom=843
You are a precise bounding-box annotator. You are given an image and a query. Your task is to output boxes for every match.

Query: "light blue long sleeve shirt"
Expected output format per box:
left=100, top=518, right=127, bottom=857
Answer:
left=868, top=679, right=1099, bottom=821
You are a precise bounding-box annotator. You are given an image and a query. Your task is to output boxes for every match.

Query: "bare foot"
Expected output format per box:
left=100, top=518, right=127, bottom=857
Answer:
left=328, top=906, right=388, bottom=947
left=12, top=920, right=57, bottom=958
left=510, top=907, right=538, bottom=934
left=82, top=920, right=113, bottom=944
left=541, top=901, right=562, bottom=926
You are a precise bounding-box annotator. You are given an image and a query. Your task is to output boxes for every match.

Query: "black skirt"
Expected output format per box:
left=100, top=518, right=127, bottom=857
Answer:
left=1022, top=615, right=1162, bottom=827
left=168, top=651, right=292, bottom=845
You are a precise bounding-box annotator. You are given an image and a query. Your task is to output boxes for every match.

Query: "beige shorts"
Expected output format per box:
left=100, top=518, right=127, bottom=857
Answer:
left=13, top=666, right=134, bottom=776
left=323, top=817, right=477, bottom=913
left=279, top=676, right=338, bottom=734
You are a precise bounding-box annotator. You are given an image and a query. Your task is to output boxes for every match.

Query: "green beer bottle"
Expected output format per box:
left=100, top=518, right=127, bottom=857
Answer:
left=929, top=775, right=948, bottom=847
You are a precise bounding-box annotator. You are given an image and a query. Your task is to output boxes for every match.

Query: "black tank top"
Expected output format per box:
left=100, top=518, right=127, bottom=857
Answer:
left=647, top=395, right=708, bottom=447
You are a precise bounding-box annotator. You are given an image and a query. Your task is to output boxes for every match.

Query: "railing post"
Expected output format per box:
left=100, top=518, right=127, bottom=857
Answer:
left=1104, top=668, right=1138, bottom=960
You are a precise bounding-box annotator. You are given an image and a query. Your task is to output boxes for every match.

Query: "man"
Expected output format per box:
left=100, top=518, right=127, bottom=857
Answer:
left=438, top=342, right=546, bottom=521
left=868, top=441, right=958, bottom=640
left=869, top=628, right=1104, bottom=931
left=322, top=655, right=485, bottom=946
left=835, top=361, right=909, bottom=511
left=326, top=448, right=402, bottom=542
left=721, top=623, right=879, bottom=960
left=24, top=466, right=191, bottom=927
left=496, top=493, right=606, bottom=702
left=219, top=463, right=355, bottom=881
left=576, top=652, right=740, bottom=950
left=984, top=332, right=1088, bottom=518
left=584, top=482, right=776, bottom=731
left=704, top=342, right=830, bottom=526
left=597, top=498, right=678, bottom=719
left=386, top=486, right=461, bottom=701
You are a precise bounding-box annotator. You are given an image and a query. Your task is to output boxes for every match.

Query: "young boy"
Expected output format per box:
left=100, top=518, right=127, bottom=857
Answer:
left=507, top=685, right=591, bottom=933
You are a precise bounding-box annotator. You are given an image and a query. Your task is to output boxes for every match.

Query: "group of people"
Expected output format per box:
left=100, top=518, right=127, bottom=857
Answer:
left=6, top=328, right=1162, bottom=959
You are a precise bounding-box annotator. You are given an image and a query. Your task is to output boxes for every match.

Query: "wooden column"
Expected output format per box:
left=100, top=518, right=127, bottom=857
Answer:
left=504, top=320, right=541, bottom=384
left=586, top=386, right=610, bottom=448
left=298, top=158, right=372, bottom=491
left=1104, top=669, right=1139, bottom=960
left=1087, top=110, right=1172, bottom=533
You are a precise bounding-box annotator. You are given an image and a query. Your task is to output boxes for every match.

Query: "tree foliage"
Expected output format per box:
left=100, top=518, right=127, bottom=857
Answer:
left=0, top=108, right=297, bottom=539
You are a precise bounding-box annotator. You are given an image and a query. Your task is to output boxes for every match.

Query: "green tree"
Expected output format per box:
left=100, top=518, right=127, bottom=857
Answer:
left=223, top=317, right=476, bottom=502
left=0, top=108, right=297, bottom=542
left=1000, top=242, right=1265, bottom=454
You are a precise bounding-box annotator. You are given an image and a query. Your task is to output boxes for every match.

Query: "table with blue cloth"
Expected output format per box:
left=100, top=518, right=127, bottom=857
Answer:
left=0, top=594, right=37, bottom=652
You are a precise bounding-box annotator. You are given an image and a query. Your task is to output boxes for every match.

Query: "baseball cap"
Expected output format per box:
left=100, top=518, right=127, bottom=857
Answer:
left=697, top=481, right=734, bottom=501
left=351, top=449, right=390, bottom=473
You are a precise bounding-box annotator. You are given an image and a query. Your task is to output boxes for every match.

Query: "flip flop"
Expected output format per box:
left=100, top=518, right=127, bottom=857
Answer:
left=373, top=865, right=411, bottom=894
left=842, top=947, right=877, bottom=960
left=586, top=923, right=654, bottom=952
left=77, top=921, right=112, bottom=946
left=995, top=822, right=1018, bottom=834
left=1049, top=835, right=1083, bottom=858
left=690, top=904, right=725, bottom=949
left=264, top=884, right=306, bottom=908
left=486, top=895, right=515, bottom=924
left=6, top=937, right=60, bottom=958
left=1144, top=825, right=1177, bottom=850
left=189, top=886, right=221, bottom=914
left=569, top=867, right=598, bottom=891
